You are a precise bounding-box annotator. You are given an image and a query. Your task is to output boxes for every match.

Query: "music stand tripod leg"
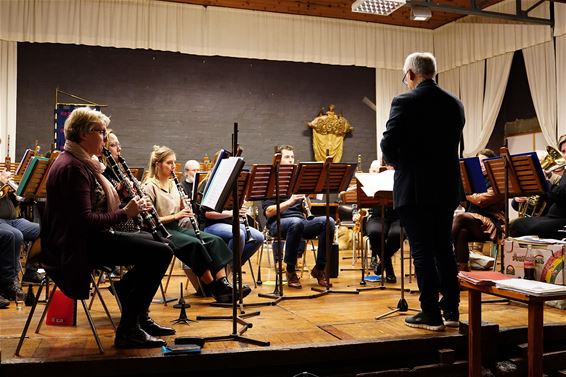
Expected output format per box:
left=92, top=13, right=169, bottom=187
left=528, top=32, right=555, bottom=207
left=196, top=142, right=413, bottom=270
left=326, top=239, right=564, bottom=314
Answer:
left=375, top=226, right=419, bottom=320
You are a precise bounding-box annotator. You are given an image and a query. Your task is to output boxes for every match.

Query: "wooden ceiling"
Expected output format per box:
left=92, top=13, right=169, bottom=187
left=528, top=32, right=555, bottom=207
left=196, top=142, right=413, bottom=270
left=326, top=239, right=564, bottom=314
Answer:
left=159, top=0, right=505, bottom=30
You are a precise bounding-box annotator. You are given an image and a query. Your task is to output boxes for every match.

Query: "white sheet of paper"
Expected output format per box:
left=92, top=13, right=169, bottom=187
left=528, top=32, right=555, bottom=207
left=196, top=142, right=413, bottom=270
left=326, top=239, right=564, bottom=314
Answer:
left=201, top=157, right=240, bottom=210
left=355, top=170, right=394, bottom=197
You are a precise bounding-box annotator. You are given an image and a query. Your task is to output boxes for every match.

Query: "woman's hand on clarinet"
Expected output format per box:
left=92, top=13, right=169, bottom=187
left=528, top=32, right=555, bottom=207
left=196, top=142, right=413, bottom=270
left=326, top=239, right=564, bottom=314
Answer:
left=174, top=207, right=193, bottom=221
left=123, top=195, right=146, bottom=218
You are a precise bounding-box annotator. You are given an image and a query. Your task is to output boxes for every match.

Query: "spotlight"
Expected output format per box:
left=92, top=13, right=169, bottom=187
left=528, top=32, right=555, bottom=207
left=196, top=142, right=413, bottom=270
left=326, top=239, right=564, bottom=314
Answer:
left=410, top=5, right=432, bottom=21
left=351, top=0, right=406, bottom=16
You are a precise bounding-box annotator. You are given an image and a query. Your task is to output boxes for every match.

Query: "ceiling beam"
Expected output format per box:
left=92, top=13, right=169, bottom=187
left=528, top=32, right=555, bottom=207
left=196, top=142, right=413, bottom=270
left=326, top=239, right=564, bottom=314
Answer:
left=406, top=0, right=554, bottom=26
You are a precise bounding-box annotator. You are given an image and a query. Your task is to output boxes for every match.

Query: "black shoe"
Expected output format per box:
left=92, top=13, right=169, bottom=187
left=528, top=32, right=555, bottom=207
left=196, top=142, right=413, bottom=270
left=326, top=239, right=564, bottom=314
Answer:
left=114, top=325, right=166, bottom=349
left=405, top=311, right=445, bottom=332
left=139, top=315, right=176, bottom=336
left=22, top=271, right=44, bottom=285
left=385, top=274, right=397, bottom=284
left=0, top=295, right=9, bottom=309
left=442, top=310, right=460, bottom=328
left=0, top=280, right=24, bottom=301
left=384, top=261, right=397, bottom=283
left=211, top=277, right=233, bottom=303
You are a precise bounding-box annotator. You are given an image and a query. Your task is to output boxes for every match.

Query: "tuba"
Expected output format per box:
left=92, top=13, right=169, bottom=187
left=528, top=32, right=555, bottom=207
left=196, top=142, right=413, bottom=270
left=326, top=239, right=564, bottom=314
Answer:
left=518, top=146, right=565, bottom=217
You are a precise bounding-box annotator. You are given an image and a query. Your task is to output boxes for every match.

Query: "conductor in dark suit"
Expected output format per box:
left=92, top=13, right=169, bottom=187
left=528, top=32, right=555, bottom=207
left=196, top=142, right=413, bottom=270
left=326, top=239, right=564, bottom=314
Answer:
left=380, top=52, right=465, bottom=331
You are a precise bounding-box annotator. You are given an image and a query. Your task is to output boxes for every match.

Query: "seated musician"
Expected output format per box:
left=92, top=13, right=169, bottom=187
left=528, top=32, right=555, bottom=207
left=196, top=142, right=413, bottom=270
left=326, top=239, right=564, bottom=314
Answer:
left=182, top=159, right=200, bottom=198
left=261, top=145, right=336, bottom=288
left=510, top=135, right=566, bottom=239
left=143, top=145, right=250, bottom=303
left=359, top=159, right=400, bottom=283
left=201, top=203, right=264, bottom=266
left=41, top=107, right=174, bottom=348
left=452, top=149, right=505, bottom=271
left=0, top=157, right=42, bottom=305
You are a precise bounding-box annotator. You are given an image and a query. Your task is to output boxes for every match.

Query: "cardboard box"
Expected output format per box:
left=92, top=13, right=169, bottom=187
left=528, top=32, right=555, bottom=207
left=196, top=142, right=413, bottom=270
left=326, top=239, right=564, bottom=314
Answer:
left=503, top=239, right=565, bottom=285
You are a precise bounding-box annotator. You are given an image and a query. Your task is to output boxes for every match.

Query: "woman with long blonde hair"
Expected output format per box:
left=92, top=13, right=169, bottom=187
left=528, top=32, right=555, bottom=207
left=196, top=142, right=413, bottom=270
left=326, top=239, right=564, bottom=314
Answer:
left=143, top=145, right=250, bottom=303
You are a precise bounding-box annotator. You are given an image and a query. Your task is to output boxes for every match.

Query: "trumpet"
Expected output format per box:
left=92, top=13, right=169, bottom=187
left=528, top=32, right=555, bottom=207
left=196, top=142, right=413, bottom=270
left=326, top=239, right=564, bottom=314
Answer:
left=102, top=148, right=171, bottom=241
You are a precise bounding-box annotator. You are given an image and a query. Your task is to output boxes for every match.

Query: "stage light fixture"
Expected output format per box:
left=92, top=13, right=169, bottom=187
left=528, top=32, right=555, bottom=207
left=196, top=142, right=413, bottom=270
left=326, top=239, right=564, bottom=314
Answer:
left=351, top=0, right=406, bottom=16
left=410, top=5, right=432, bottom=21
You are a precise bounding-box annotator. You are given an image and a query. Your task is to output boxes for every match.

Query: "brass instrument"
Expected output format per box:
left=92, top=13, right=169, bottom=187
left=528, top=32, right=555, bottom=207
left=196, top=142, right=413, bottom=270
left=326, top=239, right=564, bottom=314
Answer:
left=302, top=196, right=315, bottom=220
left=517, top=145, right=565, bottom=217
left=170, top=170, right=208, bottom=247
left=0, top=178, right=18, bottom=199
left=351, top=204, right=368, bottom=234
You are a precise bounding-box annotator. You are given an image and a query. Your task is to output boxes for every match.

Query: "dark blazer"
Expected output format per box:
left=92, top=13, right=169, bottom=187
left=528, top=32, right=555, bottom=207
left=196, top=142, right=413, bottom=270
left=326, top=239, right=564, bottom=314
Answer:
left=380, top=79, right=465, bottom=209
left=40, top=151, right=128, bottom=299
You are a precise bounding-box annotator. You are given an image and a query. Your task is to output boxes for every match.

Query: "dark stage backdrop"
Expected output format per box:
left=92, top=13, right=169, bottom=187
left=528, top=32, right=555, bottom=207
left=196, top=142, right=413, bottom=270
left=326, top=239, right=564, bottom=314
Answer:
left=16, top=43, right=376, bottom=169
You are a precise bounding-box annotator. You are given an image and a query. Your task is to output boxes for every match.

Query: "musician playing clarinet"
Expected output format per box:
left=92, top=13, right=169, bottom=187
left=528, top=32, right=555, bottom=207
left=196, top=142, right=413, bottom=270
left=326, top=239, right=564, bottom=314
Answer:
left=41, top=107, right=174, bottom=348
left=261, top=145, right=335, bottom=289
left=143, top=145, right=250, bottom=303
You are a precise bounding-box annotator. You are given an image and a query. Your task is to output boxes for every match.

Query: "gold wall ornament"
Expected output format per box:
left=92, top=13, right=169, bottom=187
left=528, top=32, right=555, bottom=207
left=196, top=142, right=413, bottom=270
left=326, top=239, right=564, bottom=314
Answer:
left=308, top=104, right=353, bottom=162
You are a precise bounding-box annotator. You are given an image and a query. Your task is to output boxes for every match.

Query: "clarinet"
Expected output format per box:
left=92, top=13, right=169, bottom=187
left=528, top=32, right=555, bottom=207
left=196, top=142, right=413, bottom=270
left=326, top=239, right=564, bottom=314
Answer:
left=102, top=148, right=169, bottom=241
left=170, top=171, right=207, bottom=246
left=114, top=154, right=172, bottom=240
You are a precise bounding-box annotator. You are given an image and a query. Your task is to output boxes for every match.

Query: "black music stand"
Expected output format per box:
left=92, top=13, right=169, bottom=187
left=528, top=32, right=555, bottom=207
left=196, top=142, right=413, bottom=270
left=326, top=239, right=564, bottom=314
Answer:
left=483, top=147, right=546, bottom=273
left=208, top=169, right=272, bottom=309
left=293, top=156, right=358, bottom=296
left=178, top=123, right=269, bottom=348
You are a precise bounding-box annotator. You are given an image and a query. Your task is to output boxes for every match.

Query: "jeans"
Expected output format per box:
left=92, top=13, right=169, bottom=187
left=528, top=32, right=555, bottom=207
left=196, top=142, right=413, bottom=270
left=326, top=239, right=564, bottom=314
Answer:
left=204, top=223, right=264, bottom=264
left=269, top=215, right=335, bottom=267
left=396, top=206, right=459, bottom=316
left=0, top=218, right=40, bottom=285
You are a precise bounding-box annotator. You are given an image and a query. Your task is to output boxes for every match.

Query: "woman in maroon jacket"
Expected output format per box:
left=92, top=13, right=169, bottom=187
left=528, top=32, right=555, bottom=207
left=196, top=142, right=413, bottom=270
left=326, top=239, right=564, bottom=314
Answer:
left=41, top=107, right=174, bottom=349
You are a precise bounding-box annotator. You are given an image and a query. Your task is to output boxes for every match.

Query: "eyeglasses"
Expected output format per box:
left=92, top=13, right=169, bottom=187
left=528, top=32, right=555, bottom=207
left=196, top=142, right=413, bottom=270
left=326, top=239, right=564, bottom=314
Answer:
left=401, top=71, right=409, bottom=86
left=90, top=128, right=107, bottom=138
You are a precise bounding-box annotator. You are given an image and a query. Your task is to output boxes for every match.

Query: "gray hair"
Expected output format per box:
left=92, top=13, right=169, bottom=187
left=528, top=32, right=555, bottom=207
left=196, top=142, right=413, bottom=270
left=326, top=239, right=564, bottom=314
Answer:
left=184, top=159, right=200, bottom=170
left=403, top=52, right=437, bottom=78
left=64, top=107, right=110, bottom=143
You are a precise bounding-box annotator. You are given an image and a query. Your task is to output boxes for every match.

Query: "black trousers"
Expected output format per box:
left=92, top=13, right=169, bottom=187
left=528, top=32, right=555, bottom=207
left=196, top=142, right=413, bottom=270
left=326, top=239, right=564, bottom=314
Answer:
left=509, top=215, right=566, bottom=240
left=397, top=205, right=459, bottom=316
left=87, top=230, right=173, bottom=327
left=366, top=216, right=401, bottom=262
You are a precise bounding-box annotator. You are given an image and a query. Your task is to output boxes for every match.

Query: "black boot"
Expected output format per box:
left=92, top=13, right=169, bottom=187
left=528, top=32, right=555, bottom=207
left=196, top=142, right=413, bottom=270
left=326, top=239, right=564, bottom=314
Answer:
left=139, top=313, right=176, bottom=336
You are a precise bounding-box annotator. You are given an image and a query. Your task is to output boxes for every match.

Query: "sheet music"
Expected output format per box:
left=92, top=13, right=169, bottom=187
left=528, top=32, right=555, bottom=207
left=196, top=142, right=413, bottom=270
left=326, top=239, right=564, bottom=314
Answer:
left=201, top=156, right=243, bottom=211
left=495, top=278, right=566, bottom=296
left=355, top=170, right=394, bottom=197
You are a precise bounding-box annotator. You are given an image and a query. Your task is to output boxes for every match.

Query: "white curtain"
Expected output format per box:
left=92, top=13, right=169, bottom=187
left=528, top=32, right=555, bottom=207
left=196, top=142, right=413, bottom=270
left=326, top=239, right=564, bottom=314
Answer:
left=459, top=60, right=485, bottom=156
left=0, top=40, right=17, bottom=160
left=375, top=68, right=405, bottom=162
left=437, top=67, right=460, bottom=99
left=476, top=52, right=513, bottom=155
left=0, top=0, right=432, bottom=70
left=523, top=41, right=557, bottom=146
left=556, top=35, right=566, bottom=138
left=434, top=0, right=551, bottom=73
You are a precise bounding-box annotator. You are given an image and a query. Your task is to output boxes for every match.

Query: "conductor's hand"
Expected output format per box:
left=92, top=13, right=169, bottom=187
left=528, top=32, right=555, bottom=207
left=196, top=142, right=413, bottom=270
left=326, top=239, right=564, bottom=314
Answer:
left=123, top=195, right=146, bottom=218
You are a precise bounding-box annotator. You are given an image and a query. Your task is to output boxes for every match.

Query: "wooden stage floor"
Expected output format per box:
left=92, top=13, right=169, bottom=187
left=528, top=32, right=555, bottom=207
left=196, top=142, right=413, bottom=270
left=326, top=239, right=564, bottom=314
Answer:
left=2, top=246, right=566, bottom=377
